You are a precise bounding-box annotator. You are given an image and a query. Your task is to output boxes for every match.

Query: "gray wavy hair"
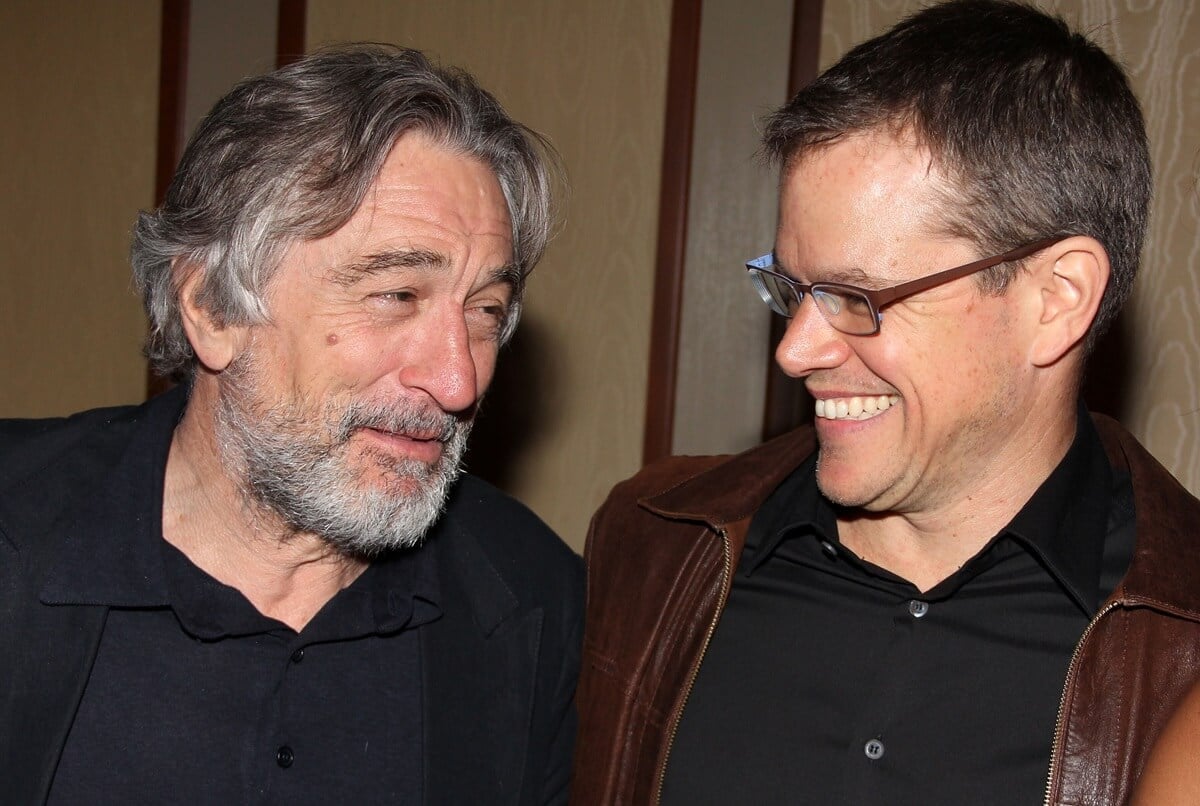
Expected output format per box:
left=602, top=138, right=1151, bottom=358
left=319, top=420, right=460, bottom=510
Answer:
left=132, top=44, right=558, bottom=378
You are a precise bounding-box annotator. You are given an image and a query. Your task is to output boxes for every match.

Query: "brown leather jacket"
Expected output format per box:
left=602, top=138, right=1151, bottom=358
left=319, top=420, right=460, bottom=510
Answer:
left=1130, top=677, right=1200, bottom=804
left=571, top=414, right=1200, bottom=805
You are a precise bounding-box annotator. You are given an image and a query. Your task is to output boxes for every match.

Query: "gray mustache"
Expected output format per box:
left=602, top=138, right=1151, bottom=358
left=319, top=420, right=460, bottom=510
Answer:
left=337, top=402, right=461, bottom=444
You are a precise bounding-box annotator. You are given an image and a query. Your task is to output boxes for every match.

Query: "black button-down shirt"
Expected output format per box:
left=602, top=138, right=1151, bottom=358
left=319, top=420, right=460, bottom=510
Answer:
left=662, top=411, right=1135, bottom=805
left=44, top=394, right=442, bottom=805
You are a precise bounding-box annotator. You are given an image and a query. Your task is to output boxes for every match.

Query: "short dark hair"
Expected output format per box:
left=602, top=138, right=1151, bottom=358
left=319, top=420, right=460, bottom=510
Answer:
left=133, top=44, right=559, bottom=378
left=763, top=0, right=1151, bottom=350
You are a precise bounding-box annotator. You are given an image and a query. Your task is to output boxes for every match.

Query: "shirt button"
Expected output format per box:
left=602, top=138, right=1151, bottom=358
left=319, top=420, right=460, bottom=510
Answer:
left=908, top=600, right=929, bottom=618
left=276, top=745, right=294, bottom=768
left=864, top=738, right=885, bottom=760
left=291, top=648, right=305, bottom=663
left=819, top=540, right=838, bottom=558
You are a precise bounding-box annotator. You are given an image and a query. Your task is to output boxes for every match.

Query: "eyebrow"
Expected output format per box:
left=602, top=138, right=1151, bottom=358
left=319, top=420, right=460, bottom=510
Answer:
left=486, top=263, right=524, bottom=290
left=773, top=255, right=879, bottom=288
left=328, top=247, right=522, bottom=291
left=328, top=248, right=446, bottom=287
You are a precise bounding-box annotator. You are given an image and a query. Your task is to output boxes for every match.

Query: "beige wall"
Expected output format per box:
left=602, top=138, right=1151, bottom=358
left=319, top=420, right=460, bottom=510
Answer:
left=820, top=1, right=1200, bottom=498
left=0, top=0, right=159, bottom=418
left=307, top=0, right=672, bottom=550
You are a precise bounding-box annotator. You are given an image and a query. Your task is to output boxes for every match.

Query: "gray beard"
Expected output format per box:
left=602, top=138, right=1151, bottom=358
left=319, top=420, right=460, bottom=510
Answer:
left=214, top=371, right=471, bottom=558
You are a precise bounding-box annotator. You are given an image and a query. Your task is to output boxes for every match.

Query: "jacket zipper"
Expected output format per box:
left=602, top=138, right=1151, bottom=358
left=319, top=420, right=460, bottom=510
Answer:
left=653, top=526, right=733, bottom=805
left=1042, top=600, right=1120, bottom=806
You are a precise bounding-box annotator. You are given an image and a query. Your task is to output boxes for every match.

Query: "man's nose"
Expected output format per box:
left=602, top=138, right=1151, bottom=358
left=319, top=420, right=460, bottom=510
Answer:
left=397, top=310, right=481, bottom=414
left=774, top=296, right=852, bottom=378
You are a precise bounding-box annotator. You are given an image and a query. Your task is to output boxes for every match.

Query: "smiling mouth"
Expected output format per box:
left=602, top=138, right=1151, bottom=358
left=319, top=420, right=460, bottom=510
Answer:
left=363, top=426, right=445, bottom=442
left=815, top=394, right=899, bottom=421
left=356, top=426, right=449, bottom=465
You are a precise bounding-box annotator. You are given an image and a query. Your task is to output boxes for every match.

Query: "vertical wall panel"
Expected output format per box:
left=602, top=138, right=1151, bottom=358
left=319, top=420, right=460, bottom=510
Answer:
left=306, top=0, right=672, bottom=550
left=183, top=0, right=278, bottom=138
left=0, top=1, right=160, bottom=417
left=671, top=0, right=793, bottom=456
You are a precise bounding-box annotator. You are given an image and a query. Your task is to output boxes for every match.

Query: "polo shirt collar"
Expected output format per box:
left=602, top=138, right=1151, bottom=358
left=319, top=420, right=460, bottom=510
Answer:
left=162, top=537, right=442, bottom=640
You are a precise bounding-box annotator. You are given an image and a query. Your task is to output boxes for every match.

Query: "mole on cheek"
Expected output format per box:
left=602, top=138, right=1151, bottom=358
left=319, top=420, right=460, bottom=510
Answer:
left=326, top=332, right=339, bottom=346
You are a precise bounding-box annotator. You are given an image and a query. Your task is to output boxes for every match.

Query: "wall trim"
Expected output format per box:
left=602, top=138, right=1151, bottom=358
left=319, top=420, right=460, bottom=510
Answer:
left=277, top=0, right=307, bottom=67
left=147, top=0, right=190, bottom=399
left=154, top=0, right=189, bottom=206
left=642, top=0, right=704, bottom=465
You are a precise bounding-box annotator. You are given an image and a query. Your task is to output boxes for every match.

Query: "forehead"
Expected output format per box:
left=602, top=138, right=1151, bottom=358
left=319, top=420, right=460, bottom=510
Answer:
left=353, top=131, right=512, bottom=248
left=272, top=131, right=515, bottom=291
left=777, top=129, right=953, bottom=277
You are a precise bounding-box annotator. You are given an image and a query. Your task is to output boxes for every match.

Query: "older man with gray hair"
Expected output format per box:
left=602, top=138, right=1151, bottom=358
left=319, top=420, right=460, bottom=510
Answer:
left=0, top=45, right=581, bottom=804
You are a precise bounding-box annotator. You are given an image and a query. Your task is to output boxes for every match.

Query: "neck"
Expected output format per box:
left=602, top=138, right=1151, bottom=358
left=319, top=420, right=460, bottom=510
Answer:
left=162, top=375, right=366, bottom=630
left=837, top=399, right=1079, bottom=593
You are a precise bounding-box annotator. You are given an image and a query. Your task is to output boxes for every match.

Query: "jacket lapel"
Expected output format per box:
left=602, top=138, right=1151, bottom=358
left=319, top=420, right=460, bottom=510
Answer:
left=0, top=572, right=107, bottom=805
left=422, top=509, right=542, bottom=804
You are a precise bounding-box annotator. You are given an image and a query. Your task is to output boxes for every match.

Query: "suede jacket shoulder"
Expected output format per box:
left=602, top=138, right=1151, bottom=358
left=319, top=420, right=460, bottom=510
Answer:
left=571, top=414, right=1200, bottom=806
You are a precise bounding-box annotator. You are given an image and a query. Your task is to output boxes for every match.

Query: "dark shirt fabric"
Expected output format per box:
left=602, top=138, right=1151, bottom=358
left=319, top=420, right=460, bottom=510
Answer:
left=662, top=411, right=1136, bottom=806
left=43, top=389, right=440, bottom=805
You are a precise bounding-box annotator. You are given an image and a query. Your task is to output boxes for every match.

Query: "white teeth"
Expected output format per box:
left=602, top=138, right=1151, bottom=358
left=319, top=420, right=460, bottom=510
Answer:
left=815, top=394, right=899, bottom=421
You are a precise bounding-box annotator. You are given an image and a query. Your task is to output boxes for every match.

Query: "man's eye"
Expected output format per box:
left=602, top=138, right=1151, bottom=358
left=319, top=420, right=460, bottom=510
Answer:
left=376, top=290, right=417, bottom=303
left=466, top=302, right=509, bottom=340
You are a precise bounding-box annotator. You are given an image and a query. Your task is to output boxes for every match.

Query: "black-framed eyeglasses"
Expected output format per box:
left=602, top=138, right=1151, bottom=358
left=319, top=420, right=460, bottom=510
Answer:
left=745, top=236, right=1066, bottom=336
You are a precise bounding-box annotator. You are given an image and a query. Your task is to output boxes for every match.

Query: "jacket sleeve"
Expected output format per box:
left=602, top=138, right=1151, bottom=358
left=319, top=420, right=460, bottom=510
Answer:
left=1130, top=677, right=1200, bottom=804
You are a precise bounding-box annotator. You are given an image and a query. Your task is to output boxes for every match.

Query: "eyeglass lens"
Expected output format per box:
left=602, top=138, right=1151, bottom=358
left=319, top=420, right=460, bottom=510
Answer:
left=750, top=269, right=877, bottom=335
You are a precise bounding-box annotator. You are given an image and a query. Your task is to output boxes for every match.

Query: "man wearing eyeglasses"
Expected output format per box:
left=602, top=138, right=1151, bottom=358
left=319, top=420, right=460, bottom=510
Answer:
left=571, top=2, right=1200, bottom=804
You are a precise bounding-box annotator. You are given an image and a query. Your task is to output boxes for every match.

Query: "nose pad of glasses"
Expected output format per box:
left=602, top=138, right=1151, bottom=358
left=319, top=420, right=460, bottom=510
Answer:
left=814, top=289, right=842, bottom=316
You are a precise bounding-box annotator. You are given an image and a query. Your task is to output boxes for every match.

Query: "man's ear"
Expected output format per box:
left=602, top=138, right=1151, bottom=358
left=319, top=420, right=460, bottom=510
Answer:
left=1027, top=236, right=1109, bottom=367
left=177, top=260, right=251, bottom=372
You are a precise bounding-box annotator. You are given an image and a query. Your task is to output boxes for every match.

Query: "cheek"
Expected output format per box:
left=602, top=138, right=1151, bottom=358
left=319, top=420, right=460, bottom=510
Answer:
left=310, top=331, right=399, bottom=389
left=470, top=343, right=500, bottom=392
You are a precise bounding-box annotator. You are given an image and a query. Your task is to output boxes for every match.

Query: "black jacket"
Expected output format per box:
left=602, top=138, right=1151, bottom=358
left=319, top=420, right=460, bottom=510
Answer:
left=0, top=389, right=583, bottom=804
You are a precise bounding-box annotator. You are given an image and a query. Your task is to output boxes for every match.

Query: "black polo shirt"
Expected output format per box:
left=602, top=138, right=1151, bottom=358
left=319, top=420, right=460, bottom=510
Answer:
left=662, top=412, right=1135, bottom=805
left=44, top=394, right=441, bottom=805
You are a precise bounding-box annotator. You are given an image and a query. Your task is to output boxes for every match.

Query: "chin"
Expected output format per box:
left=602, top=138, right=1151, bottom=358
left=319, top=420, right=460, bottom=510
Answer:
left=815, top=462, right=882, bottom=509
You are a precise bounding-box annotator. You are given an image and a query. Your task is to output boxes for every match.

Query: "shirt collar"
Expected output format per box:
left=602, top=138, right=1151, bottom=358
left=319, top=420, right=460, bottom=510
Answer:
left=163, top=537, right=442, bottom=640
left=744, top=453, right=831, bottom=575
left=744, top=402, right=1113, bottom=616
left=1001, top=404, right=1113, bottom=614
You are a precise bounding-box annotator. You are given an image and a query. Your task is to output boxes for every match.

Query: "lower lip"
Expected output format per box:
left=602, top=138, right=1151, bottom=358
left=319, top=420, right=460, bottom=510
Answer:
left=358, top=427, right=444, bottom=463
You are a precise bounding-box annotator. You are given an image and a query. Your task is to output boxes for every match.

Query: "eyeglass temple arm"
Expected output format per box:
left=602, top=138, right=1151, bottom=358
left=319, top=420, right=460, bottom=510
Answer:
left=866, top=236, right=1066, bottom=309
